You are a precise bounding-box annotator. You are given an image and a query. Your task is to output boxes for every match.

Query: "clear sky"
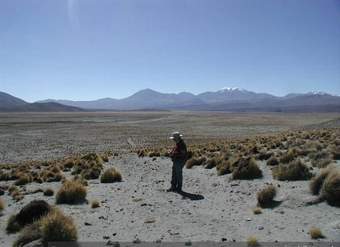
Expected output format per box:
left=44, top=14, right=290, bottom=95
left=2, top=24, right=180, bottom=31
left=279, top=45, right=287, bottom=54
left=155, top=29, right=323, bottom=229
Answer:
left=0, top=0, right=340, bottom=102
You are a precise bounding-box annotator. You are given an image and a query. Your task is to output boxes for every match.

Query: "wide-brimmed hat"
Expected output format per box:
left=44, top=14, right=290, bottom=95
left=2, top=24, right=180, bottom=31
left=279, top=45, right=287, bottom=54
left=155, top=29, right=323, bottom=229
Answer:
left=169, top=131, right=183, bottom=140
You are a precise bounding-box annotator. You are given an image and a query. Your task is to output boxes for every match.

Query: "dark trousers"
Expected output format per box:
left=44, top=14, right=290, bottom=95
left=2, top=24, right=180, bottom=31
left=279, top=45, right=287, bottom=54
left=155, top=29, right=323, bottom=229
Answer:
left=171, top=159, right=185, bottom=191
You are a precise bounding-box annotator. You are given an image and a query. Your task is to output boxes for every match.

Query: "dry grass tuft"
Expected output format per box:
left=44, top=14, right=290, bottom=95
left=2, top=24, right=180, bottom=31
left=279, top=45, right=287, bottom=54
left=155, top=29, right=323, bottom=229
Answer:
left=216, top=160, right=231, bottom=176
left=273, top=159, right=312, bottom=181
left=39, top=208, right=78, bottom=242
left=321, top=169, right=340, bottom=206
left=15, top=174, right=32, bottom=186
left=310, top=166, right=334, bottom=195
left=309, top=227, right=324, bottom=239
left=279, top=149, right=296, bottom=164
left=13, top=222, right=41, bottom=247
left=100, top=168, right=122, bottom=183
left=232, top=157, right=262, bottom=180
left=185, top=157, right=206, bottom=169
left=257, top=185, right=277, bottom=208
left=56, top=180, right=87, bottom=204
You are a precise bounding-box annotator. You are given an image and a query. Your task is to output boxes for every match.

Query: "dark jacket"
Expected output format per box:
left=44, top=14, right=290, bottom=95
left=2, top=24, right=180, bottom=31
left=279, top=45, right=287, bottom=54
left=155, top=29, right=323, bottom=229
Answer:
left=170, top=139, right=188, bottom=162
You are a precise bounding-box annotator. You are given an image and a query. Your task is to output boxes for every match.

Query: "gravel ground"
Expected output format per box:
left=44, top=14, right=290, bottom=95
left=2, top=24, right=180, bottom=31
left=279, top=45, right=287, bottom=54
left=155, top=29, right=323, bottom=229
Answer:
left=1, top=154, right=340, bottom=246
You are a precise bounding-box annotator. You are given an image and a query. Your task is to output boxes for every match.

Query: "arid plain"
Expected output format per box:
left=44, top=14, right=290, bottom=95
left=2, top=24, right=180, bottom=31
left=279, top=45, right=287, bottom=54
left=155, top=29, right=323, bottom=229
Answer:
left=0, top=112, right=340, bottom=246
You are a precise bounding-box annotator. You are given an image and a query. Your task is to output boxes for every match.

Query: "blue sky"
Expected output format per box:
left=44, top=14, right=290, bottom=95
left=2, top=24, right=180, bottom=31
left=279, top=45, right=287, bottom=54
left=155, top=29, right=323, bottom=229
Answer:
left=0, top=0, right=340, bottom=102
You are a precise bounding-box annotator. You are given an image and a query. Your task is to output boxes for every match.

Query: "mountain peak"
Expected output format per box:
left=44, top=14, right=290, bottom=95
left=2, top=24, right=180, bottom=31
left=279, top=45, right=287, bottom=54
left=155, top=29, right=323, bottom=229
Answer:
left=218, top=87, right=246, bottom=93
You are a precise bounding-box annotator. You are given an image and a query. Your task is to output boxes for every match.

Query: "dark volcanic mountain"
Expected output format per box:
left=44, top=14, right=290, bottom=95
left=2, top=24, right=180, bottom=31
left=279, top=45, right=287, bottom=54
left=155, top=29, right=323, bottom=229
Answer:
left=0, top=92, right=83, bottom=112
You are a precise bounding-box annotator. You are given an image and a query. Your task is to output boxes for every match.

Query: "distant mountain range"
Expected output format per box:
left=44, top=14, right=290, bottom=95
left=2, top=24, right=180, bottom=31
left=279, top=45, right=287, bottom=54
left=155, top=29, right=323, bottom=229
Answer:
left=1, top=88, right=340, bottom=112
left=0, top=92, right=82, bottom=112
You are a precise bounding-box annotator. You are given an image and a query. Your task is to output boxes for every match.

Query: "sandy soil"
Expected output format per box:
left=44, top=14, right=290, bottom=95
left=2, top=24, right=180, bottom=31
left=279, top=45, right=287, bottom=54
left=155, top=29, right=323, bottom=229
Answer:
left=1, top=154, right=339, bottom=246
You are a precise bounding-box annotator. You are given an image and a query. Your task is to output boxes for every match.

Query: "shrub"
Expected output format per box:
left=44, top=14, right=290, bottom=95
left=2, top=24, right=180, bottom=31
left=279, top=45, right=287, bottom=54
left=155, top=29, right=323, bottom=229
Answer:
left=100, top=168, right=122, bottom=183
left=39, top=208, right=78, bottom=242
left=310, top=166, right=334, bottom=195
left=232, top=157, right=262, bottom=180
left=91, top=200, right=100, bottom=208
left=44, top=188, right=54, bottom=197
left=266, top=157, right=279, bottom=166
left=309, top=227, right=324, bottom=239
left=273, top=159, right=312, bottom=181
left=56, top=180, right=87, bottom=204
left=257, top=185, right=277, bottom=208
left=321, top=169, right=340, bottom=206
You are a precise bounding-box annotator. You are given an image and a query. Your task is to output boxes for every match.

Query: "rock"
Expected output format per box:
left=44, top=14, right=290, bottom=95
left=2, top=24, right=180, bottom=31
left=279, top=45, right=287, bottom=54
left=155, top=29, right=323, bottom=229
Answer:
left=258, top=226, right=264, bottom=230
left=221, top=238, right=227, bottom=242
left=16, top=200, right=51, bottom=227
left=84, top=222, right=92, bottom=226
left=22, top=239, right=43, bottom=247
left=103, top=236, right=110, bottom=240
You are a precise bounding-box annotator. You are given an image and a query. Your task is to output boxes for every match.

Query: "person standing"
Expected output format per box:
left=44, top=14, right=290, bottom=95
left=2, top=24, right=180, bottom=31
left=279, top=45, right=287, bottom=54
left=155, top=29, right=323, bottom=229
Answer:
left=167, top=132, right=188, bottom=192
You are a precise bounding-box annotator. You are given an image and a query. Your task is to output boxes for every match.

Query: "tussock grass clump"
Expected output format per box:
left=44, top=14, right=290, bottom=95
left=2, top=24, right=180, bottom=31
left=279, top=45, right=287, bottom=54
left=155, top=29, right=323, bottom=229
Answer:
left=0, top=197, right=5, bottom=212
left=312, top=158, right=333, bottom=169
left=205, top=158, right=217, bottom=169
left=279, top=149, right=296, bottom=164
left=273, top=159, right=312, bottom=181
left=56, top=180, right=87, bottom=204
left=309, top=227, right=324, bottom=239
left=91, top=200, right=100, bottom=208
left=13, top=222, right=41, bottom=247
left=15, top=174, right=32, bottom=186
left=40, top=208, right=78, bottom=242
left=6, top=215, right=22, bottom=234
left=81, top=165, right=102, bottom=180
left=257, top=185, right=277, bottom=208
left=43, top=188, right=54, bottom=197
left=13, top=208, right=77, bottom=246
left=247, top=236, right=259, bottom=247
left=232, top=157, right=262, bottom=180
left=266, top=157, right=279, bottom=166
left=310, top=166, right=334, bottom=195
left=82, top=152, right=103, bottom=165
left=216, top=160, right=231, bottom=176
left=321, top=169, right=340, bottom=206
left=185, top=157, right=206, bottom=169
left=100, top=168, right=122, bottom=183
left=332, top=148, right=340, bottom=160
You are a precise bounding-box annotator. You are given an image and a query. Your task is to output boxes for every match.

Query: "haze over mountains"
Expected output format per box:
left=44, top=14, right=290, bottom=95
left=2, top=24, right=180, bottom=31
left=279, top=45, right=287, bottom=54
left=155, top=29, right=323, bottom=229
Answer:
left=1, top=88, right=340, bottom=112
